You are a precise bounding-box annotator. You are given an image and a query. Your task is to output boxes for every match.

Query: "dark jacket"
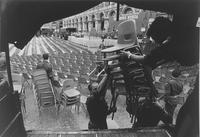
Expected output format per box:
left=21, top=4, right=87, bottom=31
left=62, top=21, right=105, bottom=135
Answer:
left=135, top=100, right=172, bottom=127
left=86, top=95, right=109, bottom=129
left=36, top=60, right=54, bottom=80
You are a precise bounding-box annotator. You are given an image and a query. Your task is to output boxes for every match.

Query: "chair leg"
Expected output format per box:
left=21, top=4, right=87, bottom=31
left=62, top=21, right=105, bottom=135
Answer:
left=56, top=103, right=61, bottom=116
left=77, top=102, right=81, bottom=114
left=22, top=99, right=26, bottom=113
left=21, top=87, right=26, bottom=114
left=38, top=106, right=41, bottom=117
left=27, top=80, right=32, bottom=89
left=63, top=101, right=67, bottom=112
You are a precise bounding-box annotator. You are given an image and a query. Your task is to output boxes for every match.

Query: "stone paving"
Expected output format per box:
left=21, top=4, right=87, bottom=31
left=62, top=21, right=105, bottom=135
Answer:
left=23, top=83, right=131, bottom=131
left=23, top=80, right=188, bottom=131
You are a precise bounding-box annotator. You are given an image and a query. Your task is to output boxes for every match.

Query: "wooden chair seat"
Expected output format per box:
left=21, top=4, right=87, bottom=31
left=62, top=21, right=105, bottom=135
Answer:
left=63, top=88, right=80, bottom=98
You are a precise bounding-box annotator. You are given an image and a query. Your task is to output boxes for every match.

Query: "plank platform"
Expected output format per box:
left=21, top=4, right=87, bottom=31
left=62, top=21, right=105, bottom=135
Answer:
left=27, top=128, right=171, bottom=137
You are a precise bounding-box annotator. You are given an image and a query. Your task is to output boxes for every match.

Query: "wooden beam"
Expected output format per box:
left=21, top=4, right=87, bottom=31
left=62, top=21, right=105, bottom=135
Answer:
left=1, top=7, right=14, bottom=92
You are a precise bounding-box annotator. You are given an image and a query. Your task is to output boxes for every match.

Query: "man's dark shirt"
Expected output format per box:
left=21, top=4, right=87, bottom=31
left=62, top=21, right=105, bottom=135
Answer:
left=86, top=96, right=109, bottom=129
left=36, top=60, right=53, bottom=80
left=135, top=100, right=172, bottom=127
left=143, top=40, right=174, bottom=69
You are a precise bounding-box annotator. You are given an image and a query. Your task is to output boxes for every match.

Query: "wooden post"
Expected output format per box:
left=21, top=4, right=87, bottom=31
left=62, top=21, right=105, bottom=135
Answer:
left=1, top=3, right=14, bottom=92
left=116, top=2, right=120, bottom=21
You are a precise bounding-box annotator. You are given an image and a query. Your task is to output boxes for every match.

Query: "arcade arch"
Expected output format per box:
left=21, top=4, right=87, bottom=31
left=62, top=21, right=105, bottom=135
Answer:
left=109, top=10, right=116, bottom=20
left=123, top=7, right=133, bottom=14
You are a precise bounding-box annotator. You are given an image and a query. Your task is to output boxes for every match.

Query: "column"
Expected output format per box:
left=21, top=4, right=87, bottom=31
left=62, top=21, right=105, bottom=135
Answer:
left=76, top=23, right=79, bottom=30
left=88, top=21, right=93, bottom=32
left=95, top=20, right=101, bottom=32
left=78, top=22, right=81, bottom=32
left=104, top=19, right=109, bottom=32
left=83, top=22, right=87, bottom=32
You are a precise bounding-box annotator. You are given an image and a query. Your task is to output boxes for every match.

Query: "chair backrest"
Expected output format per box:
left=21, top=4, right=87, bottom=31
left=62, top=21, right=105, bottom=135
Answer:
left=62, top=78, right=77, bottom=91
left=32, top=69, right=52, bottom=91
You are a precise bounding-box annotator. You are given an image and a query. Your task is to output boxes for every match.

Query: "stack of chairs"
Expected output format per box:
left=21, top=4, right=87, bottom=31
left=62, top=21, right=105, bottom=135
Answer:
left=101, top=45, right=157, bottom=125
left=32, top=69, right=58, bottom=115
left=60, top=79, right=81, bottom=113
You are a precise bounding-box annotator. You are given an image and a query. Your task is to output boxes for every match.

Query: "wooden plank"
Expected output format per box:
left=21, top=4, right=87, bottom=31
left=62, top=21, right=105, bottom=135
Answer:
left=0, top=80, right=26, bottom=137
left=79, top=134, right=96, bottom=137
left=61, top=134, right=77, bottom=137
left=28, top=134, right=49, bottom=137
left=27, top=128, right=171, bottom=137
left=97, top=133, right=105, bottom=137
left=48, top=134, right=59, bottom=137
left=0, top=93, right=19, bottom=134
left=1, top=112, right=26, bottom=137
left=108, top=133, right=117, bottom=137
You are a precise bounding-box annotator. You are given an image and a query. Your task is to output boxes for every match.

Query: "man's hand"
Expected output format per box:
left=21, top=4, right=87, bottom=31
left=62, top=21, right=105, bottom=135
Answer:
left=107, top=106, right=117, bottom=115
left=155, top=99, right=164, bottom=108
left=120, top=50, right=145, bottom=63
left=110, top=106, right=117, bottom=113
left=119, top=51, right=131, bottom=61
left=120, top=50, right=133, bottom=60
left=120, top=51, right=131, bottom=57
left=104, top=65, right=111, bottom=74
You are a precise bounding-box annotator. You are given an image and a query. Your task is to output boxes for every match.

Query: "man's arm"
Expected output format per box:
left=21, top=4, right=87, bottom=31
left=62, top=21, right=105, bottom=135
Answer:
left=120, top=51, right=145, bottom=63
left=121, top=45, right=173, bottom=69
left=129, top=54, right=145, bottom=63
left=36, top=63, right=42, bottom=69
left=157, top=103, right=173, bottom=124
left=46, top=63, right=54, bottom=79
left=97, top=74, right=108, bottom=91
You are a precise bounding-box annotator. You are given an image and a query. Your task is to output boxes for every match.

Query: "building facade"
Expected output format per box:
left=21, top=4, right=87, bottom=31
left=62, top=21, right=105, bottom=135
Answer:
left=42, top=2, right=169, bottom=35
left=61, top=2, right=168, bottom=34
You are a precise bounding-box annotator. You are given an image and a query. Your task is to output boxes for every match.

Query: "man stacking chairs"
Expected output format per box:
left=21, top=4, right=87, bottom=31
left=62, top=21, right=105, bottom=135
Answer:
left=32, top=69, right=58, bottom=115
left=100, top=20, right=157, bottom=125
